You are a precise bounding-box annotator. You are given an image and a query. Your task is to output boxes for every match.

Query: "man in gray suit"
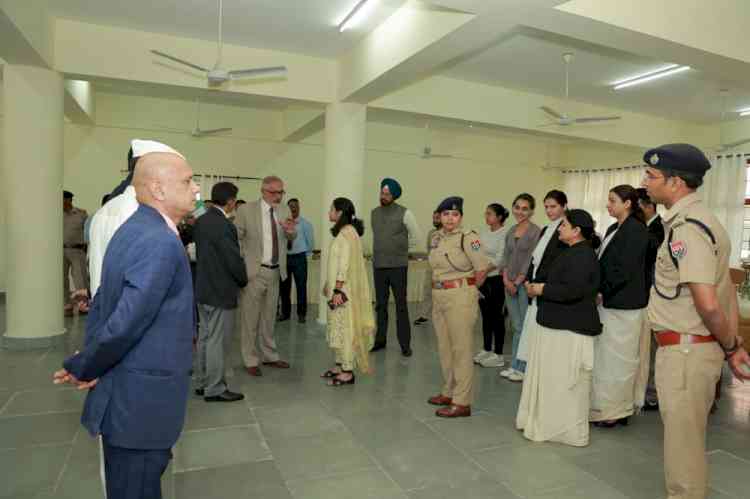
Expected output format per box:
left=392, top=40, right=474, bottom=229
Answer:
left=234, top=175, right=296, bottom=376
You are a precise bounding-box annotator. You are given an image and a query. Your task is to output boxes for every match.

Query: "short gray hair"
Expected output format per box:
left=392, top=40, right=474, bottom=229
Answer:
left=262, top=175, right=283, bottom=188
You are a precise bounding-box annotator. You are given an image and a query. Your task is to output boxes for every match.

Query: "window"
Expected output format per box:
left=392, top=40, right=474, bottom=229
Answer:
left=742, top=160, right=750, bottom=259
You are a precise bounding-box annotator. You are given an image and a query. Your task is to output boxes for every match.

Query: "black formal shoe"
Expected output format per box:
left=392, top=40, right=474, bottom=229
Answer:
left=370, top=342, right=386, bottom=352
left=593, top=417, right=629, bottom=428
left=194, top=389, right=205, bottom=397
left=277, top=315, right=290, bottom=322
left=205, top=390, right=245, bottom=403
left=298, top=317, right=306, bottom=324
left=413, top=317, right=428, bottom=326
left=401, top=347, right=413, bottom=357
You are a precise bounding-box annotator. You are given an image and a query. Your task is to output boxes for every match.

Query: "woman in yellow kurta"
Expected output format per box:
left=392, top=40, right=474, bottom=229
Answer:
left=321, top=197, right=375, bottom=386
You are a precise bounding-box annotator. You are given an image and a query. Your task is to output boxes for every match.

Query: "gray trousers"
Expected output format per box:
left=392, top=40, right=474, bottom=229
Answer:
left=240, top=267, right=281, bottom=367
left=195, top=304, right=235, bottom=397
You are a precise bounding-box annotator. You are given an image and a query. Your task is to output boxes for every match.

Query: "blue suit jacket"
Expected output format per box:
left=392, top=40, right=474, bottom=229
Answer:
left=64, top=204, right=195, bottom=450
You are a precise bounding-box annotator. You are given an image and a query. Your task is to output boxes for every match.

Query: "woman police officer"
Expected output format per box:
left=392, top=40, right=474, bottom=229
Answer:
left=427, top=197, right=493, bottom=418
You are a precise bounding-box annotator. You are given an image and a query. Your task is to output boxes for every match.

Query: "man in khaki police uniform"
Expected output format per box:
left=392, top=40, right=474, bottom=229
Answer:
left=642, top=143, right=750, bottom=499
left=63, top=190, right=89, bottom=316
left=428, top=197, right=493, bottom=418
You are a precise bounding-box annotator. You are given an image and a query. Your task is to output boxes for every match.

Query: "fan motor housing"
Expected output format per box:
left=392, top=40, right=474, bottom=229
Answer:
left=207, top=69, right=230, bottom=84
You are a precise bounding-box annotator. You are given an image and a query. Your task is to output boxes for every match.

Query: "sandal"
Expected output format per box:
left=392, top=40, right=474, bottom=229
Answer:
left=327, top=372, right=355, bottom=387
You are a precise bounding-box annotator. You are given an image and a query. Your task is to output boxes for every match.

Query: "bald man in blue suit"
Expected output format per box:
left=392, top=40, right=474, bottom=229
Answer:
left=54, top=148, right=199, bottom=499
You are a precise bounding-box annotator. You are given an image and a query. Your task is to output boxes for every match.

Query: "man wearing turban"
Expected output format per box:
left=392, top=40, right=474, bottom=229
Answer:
left=370, top=178, right=422, bottom=356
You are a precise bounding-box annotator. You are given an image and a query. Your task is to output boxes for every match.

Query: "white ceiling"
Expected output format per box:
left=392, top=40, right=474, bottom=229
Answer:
left=440, top=28, right=750, bottom=124
left=49, top=0, right=407, bottom=59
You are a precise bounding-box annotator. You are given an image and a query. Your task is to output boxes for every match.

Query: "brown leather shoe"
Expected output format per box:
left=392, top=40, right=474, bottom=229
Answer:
left=262, top=360, right=290, bottom=369
left=246, top=366, right=263, bottom=377
left=436, top=404, right=471, bottom=418
left=427, top=395, right=453, bottom=406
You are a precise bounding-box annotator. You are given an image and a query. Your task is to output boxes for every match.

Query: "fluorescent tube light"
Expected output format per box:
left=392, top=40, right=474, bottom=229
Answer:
left=612, top=65, right=691, bottom=90
left=338, top=0, right=376, bottom=32
left=741, top=110, right=750, bottom=117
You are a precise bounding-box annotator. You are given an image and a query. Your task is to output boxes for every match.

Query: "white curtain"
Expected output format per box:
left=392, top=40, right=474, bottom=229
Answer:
left=703, top=154, right=746, bottom=266
left=562, top=167, right=646, bottom=236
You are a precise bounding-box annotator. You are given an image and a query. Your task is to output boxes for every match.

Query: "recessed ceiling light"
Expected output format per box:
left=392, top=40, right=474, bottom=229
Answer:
left=338, top=0, right=377, bottom=33
left=612, top=64, right=691, bottom=90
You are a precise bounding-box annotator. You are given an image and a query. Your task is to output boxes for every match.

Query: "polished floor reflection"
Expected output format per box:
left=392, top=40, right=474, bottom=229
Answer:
left=1, top=304, right=749, bottom=499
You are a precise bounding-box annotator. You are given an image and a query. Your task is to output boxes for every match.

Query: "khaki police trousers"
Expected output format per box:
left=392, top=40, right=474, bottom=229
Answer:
left=656, top=341, right=723, bottom=499
left=63, top=248, right=88, bottom=304
left=432, top=285, right=479, bottom=407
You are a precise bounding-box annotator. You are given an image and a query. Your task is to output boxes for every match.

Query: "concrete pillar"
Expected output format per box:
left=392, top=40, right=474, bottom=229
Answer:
left=2, top=64, right=65, bottom=348
left=318, top=102, right=367, bottom=324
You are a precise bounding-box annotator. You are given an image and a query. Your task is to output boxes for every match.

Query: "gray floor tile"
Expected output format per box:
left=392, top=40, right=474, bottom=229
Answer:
left=426, top=413, right=524, bottom=452
left=270, top=428, right=375, bottom=481
left=288, top=468, right=408, bottom=499
left=0, top=412, right=80, bottom=449
left=708, top=450, right=750, bottom=499
left=372, top=435, right=486, bottom=491
left=175, top=461, right=292, bottom=499
left=1, top=388, right=85, bottom=416
left=406, top=472, right=520, bottom=499
left=568, top=446, right=666, bottom=499
left=473, top=444, right=597, bottom=497
left=182, top=399, right=255, bottom=431
left=0, top=390, right=11, bottom=412
left=173, top=424, right=271, bottom=472
left=55, top=434, right=103, bottom=499
left=0, top=444, right=70, bottom=497
left=524, top=477, right=630, bottom=499
left=256, top=401, right=345, bottom=440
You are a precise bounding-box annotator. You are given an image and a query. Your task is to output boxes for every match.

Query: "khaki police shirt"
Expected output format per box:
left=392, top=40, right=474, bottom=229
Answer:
left=429, top=227, right=492, bottom=282
left=63, top=207, right=88, bottom=246
left=648, top=193, right=733, bottom=336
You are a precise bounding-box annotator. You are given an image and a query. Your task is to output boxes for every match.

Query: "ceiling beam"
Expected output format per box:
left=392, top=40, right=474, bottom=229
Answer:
left=0, top=0, right=53, bottom=67
left=63, top=80, right=96, bottom=125
left=282, top=107, right=325, bottom=143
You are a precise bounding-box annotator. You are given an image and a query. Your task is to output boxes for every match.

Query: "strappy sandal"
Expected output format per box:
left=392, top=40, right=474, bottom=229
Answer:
left=327, top=372, right=355, bottom=387
left=320, top=369, right=340, bottom=378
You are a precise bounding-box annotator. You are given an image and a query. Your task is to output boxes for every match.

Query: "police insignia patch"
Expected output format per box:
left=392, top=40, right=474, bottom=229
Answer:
left=649, top=153, right=659, bottom=166
left=669, top=240, right=686, bottom=259
left=470, top=240, right=481, bottom=251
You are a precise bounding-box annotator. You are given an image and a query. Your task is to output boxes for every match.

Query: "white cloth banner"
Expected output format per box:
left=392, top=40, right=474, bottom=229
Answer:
left=562, top=167, right=645, bottom=237
left=703, top=154, right=746, bottom=266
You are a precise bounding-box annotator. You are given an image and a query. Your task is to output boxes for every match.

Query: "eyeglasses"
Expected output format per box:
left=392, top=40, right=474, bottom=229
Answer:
left=642, top=171, right=665, bottom=182
left=264, top=188, right=286, bottom=196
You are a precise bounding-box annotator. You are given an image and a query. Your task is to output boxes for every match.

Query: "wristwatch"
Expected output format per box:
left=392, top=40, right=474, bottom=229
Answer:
left=723, top=335, right=744, bottom=358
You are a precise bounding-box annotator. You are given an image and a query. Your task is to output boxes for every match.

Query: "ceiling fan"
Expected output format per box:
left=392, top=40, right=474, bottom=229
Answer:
left=191, top=98, right=232, bottom=137
left=420, top=123, right=454, bottom=159
left=540, top=53, right=621, bottom=127
left=712, top=89, right=750, bottom=152
left=150, top=0, right=288, bottom=86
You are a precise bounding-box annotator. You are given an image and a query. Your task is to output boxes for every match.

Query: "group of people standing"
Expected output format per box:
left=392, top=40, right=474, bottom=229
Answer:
left=51, top=137, right=750, bottom=499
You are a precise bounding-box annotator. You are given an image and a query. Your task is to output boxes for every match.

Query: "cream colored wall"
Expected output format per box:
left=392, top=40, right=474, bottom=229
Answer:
left=0, top=113, right=5, bottom=292
left=557, top=142, right=646, bottom=170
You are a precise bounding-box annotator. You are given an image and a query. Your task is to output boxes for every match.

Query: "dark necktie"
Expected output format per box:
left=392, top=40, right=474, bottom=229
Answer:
left=270, top=207, right=279, bottom=265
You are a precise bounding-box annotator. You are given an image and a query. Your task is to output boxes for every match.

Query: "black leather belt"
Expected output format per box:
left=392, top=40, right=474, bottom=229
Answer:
left=288, top=252, right=306, bottom=257
left=261, top=264, right=279, bottom=269
left=64, top=244, right=85, bottom=249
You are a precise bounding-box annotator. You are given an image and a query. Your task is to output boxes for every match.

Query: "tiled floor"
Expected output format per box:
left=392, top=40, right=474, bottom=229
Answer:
left=1, top=304, right=749, bottom=499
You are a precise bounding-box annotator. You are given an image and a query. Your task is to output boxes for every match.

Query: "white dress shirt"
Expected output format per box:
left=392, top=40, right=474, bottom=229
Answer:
left=402, top=209, right=422, bottom=251
left=88, top=186, right=139, bottom=297
left=261, top=199, right=279, bottom=265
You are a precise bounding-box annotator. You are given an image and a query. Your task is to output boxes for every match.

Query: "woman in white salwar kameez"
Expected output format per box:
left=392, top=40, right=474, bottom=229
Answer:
left=517, top=209, right=602, bottom=447
left=591, top=185, right=650, bottom=427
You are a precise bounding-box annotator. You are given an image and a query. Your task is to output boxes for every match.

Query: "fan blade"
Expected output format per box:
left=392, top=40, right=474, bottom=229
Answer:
left=229, top=66, right=288, bottom=79
left=540, top=106, right=564, bottom=119
left=723, top=137, right=750, bottom=149
left=193, top=127, right=233, bottom=137
left=151, top=50, right=209, bottom=72
left=574, top=116, right=621, bottom=123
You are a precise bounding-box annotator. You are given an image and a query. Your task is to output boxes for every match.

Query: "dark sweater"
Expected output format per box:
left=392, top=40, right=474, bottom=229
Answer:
left=645, top=215, right=665, bottom=295
left=599, top=215, right=649, bottom=310
left=537, top=241, right=602, bottom=336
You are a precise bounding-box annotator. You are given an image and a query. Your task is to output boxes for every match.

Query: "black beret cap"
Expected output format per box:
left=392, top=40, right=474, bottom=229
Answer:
left=63, top=190, right=74, bottom=199
left=643, top=143, right=711, bottom=176
left=437, top=196, right=463, bottom=214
